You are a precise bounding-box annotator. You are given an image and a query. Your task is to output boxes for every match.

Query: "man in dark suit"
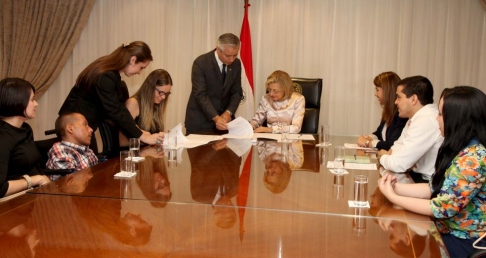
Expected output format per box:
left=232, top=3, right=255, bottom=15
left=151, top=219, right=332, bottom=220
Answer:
left=185, top=33, right=243, bottom=134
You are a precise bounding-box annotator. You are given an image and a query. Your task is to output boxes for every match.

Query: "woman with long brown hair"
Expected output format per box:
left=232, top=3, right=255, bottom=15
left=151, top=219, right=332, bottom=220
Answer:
left=120, top=69, right=172, bottom=146
left=357, top=71, right=407, bottom=150
left=59, top=41, right=164, bottom=150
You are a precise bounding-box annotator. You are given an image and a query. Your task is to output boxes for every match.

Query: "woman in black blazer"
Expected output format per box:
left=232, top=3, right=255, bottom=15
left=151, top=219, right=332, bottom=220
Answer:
left=358, top=72, right=407, bottom=150
left=59, top=41, right=165, bottom=151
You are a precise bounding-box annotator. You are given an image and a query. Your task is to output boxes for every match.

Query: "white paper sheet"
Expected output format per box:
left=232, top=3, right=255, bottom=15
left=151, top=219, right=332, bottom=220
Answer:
left=344, top=143, right=374, bottom=150
left=252, top=133, right=315, bottom=141
left=286, top=134, right=315, bottom=141
left=226, top=138, right=253, bottom=157
left=327, top=161, right=377, bottom=170
left=114, top=172, right=137, bottom=178
left=163, top=123, right=218, bottom=149
left=222, top=116, right=254, bottom=139
left=348, top=200, right=370, bottom=208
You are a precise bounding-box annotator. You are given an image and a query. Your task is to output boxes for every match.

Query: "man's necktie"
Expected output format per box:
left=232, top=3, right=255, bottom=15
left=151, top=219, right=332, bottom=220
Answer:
left=222, top=64, right=226, bottom=82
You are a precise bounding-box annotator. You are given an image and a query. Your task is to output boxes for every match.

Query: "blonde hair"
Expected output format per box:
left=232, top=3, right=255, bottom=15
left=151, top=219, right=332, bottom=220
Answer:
left=265, top=70, right=294, bottom=100
left=132, top=69, right=172, bottom=132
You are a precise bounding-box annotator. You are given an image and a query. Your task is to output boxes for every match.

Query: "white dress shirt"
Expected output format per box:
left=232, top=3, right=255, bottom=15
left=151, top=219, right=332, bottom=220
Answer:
left=379, top=104, right=444, bottom=180
left=214, top=50, right=226, bottom=73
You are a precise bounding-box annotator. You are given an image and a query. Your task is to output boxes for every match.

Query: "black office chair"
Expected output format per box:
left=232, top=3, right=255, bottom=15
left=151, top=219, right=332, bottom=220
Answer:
left=291, top=77, right=323, bottom=134
left=98, top=119, right=121, bottom=159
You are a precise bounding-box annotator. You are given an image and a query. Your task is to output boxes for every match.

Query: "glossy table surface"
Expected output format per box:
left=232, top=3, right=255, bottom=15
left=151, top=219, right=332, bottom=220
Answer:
left=32, top=136, right=432, bottom=222
left=2, top=135, right=447, bottom=257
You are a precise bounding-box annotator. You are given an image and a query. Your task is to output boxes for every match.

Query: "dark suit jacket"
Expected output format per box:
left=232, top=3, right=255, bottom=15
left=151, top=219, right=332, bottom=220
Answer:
left=184, top=50, right=243, bottom=134
left=372, top=112, right=408, bottom=151
left=59, top=71, right=142, bottom=138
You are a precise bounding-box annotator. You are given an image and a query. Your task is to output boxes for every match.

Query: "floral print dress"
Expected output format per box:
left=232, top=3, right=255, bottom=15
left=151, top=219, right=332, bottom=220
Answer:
left=430, top=140, right=486, bottom=239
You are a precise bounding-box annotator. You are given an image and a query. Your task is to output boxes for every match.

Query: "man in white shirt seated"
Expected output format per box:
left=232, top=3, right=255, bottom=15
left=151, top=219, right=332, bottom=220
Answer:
left=378, top=76, right=444, bottom=183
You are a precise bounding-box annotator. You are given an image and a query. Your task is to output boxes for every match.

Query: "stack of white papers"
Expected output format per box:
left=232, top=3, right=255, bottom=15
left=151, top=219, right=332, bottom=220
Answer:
left=164, top=123, right=211, bottom=149
left=253, top=133, right=315, bottom=141
left=222, top=117, right=254, bottom=139
left=344, top=143, right=374, bottom=150
left=326, top=161, right=377, bottom=170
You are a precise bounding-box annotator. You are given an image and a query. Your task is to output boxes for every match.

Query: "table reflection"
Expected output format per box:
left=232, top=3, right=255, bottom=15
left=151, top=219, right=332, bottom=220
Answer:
left=257, top=140, right=303, bottom=194
left=136, top=156, right=172, bottom=207
left=0, top=198, right=38, bottom=257
left=189, top=139, right=241, bottom=229
left=57, top=168, right=94, bottom=194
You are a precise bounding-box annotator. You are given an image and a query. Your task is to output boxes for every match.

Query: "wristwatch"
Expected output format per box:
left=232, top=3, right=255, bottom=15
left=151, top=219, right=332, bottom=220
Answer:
left=225, top=110, right=233, bottom=116
left=22, top=174, right=33, bottom=189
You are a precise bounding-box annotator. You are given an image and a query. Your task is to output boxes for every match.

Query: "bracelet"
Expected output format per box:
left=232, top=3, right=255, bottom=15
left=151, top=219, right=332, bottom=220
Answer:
left=225, top=110, right=233, bottom=116
left=22, top=175, right=33, bottom=189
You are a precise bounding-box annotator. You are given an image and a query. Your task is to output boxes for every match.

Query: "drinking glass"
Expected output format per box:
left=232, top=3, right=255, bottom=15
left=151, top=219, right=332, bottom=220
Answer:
left=168, top=149, right=177, bottom=168
left=120, top=150, right=132, bottom=173
left=334, top=146, right=345, bottom=173
left=320, top=125, right=330, bottom=145
left=167, top=130, right=177, bottom=150
left=129, top=138, right=140, bottom=157
left=332, top=175, right=344, bottom=199
left=353, top=207, right=367, bottom=235
left=353, top=175, right=368, bottom=206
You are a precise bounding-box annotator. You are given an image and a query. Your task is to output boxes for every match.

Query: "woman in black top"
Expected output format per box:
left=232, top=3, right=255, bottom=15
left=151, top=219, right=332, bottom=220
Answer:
left=358, top=71, right=408, bottom=150
left=120, top=69, right=173, bottom=146
left=0, top=78, right=50, bottom=197
left=59, top=41, right=165, bottom=149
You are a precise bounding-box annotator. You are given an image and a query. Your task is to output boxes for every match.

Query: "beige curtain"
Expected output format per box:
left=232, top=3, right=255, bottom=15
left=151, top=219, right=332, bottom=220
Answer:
left=32, top=0, right=486, bottom=140
left=0, top=0, right=94, bottom=98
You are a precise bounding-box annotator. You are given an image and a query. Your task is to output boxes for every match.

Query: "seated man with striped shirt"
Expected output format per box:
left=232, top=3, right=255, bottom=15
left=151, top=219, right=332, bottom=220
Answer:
left=47, top=112, right=98, bottom=172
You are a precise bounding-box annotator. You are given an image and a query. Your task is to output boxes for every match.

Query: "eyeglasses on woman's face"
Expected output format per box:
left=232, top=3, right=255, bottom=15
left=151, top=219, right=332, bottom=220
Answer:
left=155, top=87, right=171, bottom=97
left=267, top=88, right=282, bottom=94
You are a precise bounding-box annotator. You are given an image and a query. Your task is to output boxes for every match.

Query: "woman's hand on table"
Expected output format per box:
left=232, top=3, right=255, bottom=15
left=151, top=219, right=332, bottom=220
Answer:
left=140, top=131, right=165, bottom=145
left=254, top=127, right=272, bottom=133
left=357, top=135, right=372, bottom=147
left=378, top=173, right=398, bottom=199
left=32, top=175, right=50, bottom=186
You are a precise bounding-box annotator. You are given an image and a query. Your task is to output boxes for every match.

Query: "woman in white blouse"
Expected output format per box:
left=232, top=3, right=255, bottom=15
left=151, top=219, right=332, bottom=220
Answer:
left=251, top=70, right=305, bottom=133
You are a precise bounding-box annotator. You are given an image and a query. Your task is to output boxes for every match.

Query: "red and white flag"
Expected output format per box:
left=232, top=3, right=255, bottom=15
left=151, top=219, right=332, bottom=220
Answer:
left=236, top=0, right=254, bottom=243
left=235, top=0, right=255, bottom=120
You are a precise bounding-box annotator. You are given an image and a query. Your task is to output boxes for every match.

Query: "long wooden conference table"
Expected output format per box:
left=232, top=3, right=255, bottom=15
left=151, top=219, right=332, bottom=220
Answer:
left=0, top=135, right=447, bottom=257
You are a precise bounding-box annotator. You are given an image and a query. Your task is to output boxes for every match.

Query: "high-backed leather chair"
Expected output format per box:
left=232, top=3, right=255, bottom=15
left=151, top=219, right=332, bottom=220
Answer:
left=291, top=77, right=323, bottom=134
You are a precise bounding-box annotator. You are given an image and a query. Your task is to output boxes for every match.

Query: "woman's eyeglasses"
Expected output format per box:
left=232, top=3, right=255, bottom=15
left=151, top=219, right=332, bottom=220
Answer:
left=267, top=88, right=282, bottom=94
left=155, top=88, right=171, bottom=97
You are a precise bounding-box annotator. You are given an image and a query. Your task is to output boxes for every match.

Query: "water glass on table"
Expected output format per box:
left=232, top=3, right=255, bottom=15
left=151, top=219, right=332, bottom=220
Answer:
left=120, top=150, right=132, bottom=173
left=167, top=130, right=177, bottom=150
left=333, top=145, right=345, bottom=173
left=129, top=138, right=140, bottom=157
left=320, top=125, right=330, bottom=145
left=353, top=175, right=368, bottom=206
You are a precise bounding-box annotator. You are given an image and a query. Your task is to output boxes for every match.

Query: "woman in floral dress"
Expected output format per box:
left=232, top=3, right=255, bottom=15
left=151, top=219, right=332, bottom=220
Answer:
left=379, top=86, right=486, bottom=257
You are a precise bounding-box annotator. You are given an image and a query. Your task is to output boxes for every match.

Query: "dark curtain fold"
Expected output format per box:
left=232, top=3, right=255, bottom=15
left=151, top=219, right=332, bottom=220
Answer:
left=0, top=0, right=95, bottom=98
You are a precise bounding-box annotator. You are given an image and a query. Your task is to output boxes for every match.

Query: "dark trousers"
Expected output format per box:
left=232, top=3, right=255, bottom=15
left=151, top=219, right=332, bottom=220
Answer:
left=442, top=233, right=485, bottom=258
